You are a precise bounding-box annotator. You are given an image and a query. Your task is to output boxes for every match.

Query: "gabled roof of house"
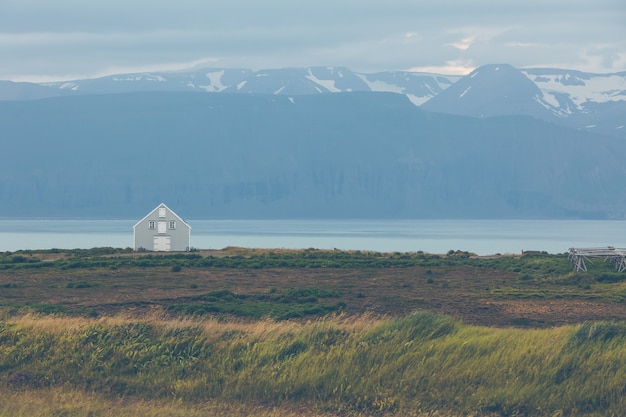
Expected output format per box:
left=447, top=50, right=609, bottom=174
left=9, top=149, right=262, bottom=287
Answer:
left=133, top=203, right=191, bottom=230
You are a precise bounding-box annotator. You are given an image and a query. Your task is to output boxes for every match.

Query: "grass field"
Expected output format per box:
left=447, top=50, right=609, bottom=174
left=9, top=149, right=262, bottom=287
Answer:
left=2, top=247, right=626, bottom=326
left=2, top=248, right=626, bottom=416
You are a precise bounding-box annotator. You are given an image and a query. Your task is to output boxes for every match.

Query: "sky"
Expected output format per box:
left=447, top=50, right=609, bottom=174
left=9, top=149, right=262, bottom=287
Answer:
left=1, top=0, right=625, bottom=83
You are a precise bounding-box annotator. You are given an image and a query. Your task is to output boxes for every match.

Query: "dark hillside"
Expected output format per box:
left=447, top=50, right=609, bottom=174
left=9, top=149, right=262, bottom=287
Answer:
left=1, top=91, right=625, bottom=218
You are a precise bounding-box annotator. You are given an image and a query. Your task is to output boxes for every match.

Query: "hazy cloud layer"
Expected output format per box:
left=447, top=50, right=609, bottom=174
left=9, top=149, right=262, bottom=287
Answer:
left=2, top=0, right=625, bottom=81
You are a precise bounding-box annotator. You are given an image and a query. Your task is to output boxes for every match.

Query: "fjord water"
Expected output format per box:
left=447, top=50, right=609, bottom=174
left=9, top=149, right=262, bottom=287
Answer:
left=1, top=219, right=625, bottom=255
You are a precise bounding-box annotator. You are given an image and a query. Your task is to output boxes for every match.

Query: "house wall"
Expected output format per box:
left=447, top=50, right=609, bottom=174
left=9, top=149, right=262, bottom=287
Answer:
left=134, top=204, right=191, bottom=251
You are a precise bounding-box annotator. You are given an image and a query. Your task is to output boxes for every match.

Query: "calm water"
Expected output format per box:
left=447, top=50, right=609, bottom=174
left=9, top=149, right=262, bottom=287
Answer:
left=0, top=219, right=625, bottom=255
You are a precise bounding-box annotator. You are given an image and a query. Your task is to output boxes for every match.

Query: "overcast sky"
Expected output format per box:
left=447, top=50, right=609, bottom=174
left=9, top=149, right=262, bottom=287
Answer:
left=2, top=0, right=625, bottom=82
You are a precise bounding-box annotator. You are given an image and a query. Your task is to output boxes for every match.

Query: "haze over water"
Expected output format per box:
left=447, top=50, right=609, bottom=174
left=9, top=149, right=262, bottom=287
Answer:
left=1, top=219, right=625, bottom=256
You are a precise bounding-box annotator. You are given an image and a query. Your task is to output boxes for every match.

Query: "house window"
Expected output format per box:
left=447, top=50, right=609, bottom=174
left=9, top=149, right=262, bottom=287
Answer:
left=148, top=221, right=156, bottom=229
left=169, top=221, right=176, bottom=230
left=158, top=207, right=166, bottom=218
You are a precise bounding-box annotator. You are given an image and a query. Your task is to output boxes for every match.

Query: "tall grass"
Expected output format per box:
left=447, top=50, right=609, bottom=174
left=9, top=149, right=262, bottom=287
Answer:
left=2, top=311, right=626, bottom=416
left=0, top=388, right=355, bottom=417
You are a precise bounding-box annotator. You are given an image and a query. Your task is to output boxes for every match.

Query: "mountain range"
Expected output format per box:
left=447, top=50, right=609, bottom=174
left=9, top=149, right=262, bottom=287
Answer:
left=1, top=64, right=626, bottom=219
left=3, top=64, right=625, bottom=138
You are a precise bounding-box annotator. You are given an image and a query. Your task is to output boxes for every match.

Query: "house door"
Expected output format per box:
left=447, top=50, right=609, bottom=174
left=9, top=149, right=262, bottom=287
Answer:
left=153, top=235, right=171, bottom=251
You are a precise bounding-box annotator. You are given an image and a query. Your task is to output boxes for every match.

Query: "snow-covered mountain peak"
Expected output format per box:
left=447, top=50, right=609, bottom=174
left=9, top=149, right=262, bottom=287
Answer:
left=356, top=71, right=460, bottom=105
left=424, top=63, right=545, bottom=111
left=522, top=69, right=626, bottom=108
left=419, top=64, right=626, bottom=137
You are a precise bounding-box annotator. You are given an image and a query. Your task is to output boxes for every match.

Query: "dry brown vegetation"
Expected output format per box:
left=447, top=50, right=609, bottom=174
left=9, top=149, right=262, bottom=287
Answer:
left=2, top=248, right=626, bottom=326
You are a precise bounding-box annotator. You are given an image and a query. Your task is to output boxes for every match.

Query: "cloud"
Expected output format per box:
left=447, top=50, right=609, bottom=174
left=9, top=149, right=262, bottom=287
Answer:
left=446, top=37, right=475, bottom=51
left=409, top=60, right=476, bottom=75
left=504, top=42, right=541, bottom=48
left=580, top=47, right=626, bottom=73
left=0, top=0, right=624, bottom=81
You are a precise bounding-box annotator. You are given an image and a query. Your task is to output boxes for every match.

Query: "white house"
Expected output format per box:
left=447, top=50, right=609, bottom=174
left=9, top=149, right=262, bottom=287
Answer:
left=133, top=203, right=191, bottom=252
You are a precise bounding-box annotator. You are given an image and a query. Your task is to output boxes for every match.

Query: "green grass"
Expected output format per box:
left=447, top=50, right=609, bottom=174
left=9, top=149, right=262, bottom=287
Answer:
left=3, top=247, right=626, bottom=324
left=0, top=248, right=620, bottom=287
left=0, top=248, right=567, bottom=271
left=164, top=288, right=345, bottom=320
left=2, top=311, right=626, bottom=416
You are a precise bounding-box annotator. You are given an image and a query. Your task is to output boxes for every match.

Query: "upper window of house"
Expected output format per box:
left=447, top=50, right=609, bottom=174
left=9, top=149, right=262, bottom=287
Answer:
left=169, top=221, right=176, bottom=230
left=158, top=207, right=166, bottom=218
left=148, top=220, right=156, bottom=229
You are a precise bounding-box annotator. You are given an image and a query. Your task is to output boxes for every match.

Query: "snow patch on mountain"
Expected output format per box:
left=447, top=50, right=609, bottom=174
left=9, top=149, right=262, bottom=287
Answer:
left=355, top=74, right=404, bottom=94
left=459, top=86, right=471, bottom=98
left=305, top=68, right=340, bottom=93
left=199, top=70, right=227, bottom=92
left=113, top=75, right=166, bottom=82
left=538, top=92, right=560, bottom=108
left=355, top=72, right=459, bottom=106
left=533, top=93, right=577, bottom=117
left=523, top=71, right=626, bottom=107
left=406, top=94, right=430, bottom=106
left=59, top=82, right=79, bottom=91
